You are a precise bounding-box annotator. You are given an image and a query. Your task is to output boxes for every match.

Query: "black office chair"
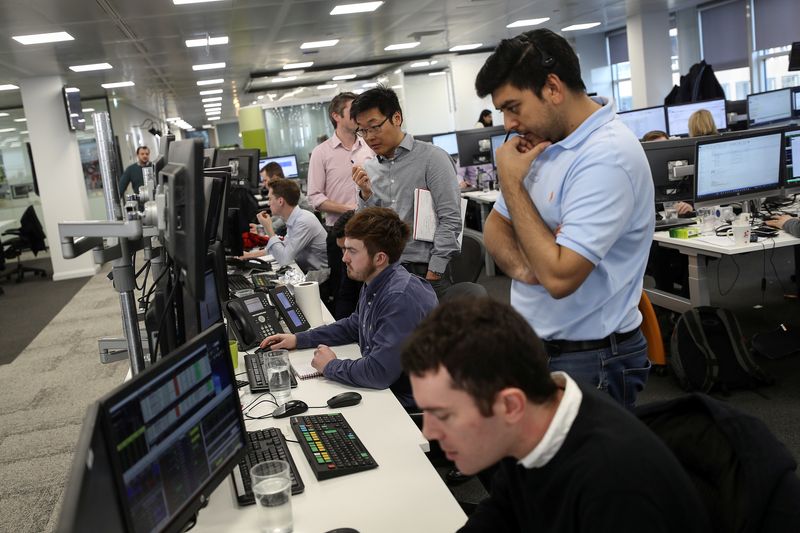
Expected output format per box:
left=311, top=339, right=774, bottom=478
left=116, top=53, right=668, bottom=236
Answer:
left=450, top=229, right=485, bottom=283
left=2, top=205, right=48, bottom=283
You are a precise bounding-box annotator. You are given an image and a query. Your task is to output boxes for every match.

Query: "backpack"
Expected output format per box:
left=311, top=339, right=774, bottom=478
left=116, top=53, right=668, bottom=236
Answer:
left=669, top=306, right=773, bottom=393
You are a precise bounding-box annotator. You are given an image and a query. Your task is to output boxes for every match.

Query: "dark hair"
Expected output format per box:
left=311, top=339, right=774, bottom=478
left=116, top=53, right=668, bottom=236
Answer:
left=344, top=207, right=409, bottom=264
left=475, top=29, right=586, bottom=99
left=268, top=178, right=300, bottom=207
left=402, top=298, right=557, bottom=416
left=478, top=109, right=492, bottom=124
left=261, top=161, right=285, bottom=180
left=349, top=85, right=403, bottom=124
left=332, top=210, right=356, bottom=239
left=328, top=92, right=357, bottom=129
left=641, top=130, right=669, bottom=142
left=136, top=145, right=150, bottom=154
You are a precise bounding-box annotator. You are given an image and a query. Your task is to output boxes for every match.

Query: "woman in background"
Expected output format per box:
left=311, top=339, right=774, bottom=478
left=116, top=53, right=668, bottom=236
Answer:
left=688, top=109, right=718, bottom=138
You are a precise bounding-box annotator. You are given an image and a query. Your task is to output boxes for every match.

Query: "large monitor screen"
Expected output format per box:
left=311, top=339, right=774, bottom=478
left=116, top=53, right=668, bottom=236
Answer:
left=490, top=132, right=519, bottom=166
left=432, top=133, right=458, bottom=156
left=259, top=154, right=299, bottom=178
left=793, top=90, right=800, bottom=113
left=100, top=323, right=246, bottom=533
left=747, top=88, right=793, bottom=126
left=618, top=106, right=667, bottom=139
left=666, top=99, right=727, bottom=137
left=694, top=130, right=783, bottom=207
left=784, top=128, right=800, bottom=191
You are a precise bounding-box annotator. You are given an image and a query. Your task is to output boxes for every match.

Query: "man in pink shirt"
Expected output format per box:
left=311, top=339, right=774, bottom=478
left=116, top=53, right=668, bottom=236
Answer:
left=309, top=92, right=374, bottom=315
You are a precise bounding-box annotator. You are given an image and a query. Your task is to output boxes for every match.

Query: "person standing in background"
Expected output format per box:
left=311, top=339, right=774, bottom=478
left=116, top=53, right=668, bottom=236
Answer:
left=118, top=146, right=151, bottom=196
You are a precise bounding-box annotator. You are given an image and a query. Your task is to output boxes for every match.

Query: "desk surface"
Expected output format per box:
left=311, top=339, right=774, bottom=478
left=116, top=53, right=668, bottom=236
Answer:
left=0, top=219, right=16, bottom=233
left=461, top=190, right=499, bottom=203
left=654, top=228, right=800, bottom=255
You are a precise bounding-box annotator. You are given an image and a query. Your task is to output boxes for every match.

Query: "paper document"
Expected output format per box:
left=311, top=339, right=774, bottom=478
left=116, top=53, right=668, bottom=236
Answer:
left=413, top=188, right=468, bottom=246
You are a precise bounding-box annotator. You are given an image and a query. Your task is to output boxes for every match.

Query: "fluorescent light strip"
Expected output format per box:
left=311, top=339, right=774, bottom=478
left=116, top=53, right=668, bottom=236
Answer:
left=284, top=61, right=313, bottom=69
left=0, top=128, right=16, bottom=133
left=410, top=61, right=430, bottom=68
left=197, top=79, right=224, bottom=86
left=64, top=87, right=80, bottom=93
left=82, top=108, right=95, bottom=112
left=101, top=81, right=135, bottom=89
left=13, top=118, right=26, bottom=122
left=317, top=84, right=338, bottom=89
left=69, top=62, right=113, bottom=72
left=199, top=88, right=223, bottom=95
left=333, top=74, right=357, bottom=80
left=202, top=96, right=222, bottom=102
left=192, top=62, right=226, bottom=71
left=208, top=117, right=221, bottom=121
left=561, top=22, right=601, bottom=31
left=301, top=39, right=339, bottom=49
left=12, top=32, right=74, bottom=45
left=173, top=0, right=225, bottom=4
left=362, top=82, right=378, bottom=88
left=506, top=18, right=550, bottom=28
left=449, top=43, right=482, bottom=52
left=185, top=36, right=229, bottom=47
left=330, top=2, right=383, bottom=15
left=0, top=113, right=8, bottom=117
left=271, top=76, right=296, bottom=83
left=385, top=42, right=419, bottom=51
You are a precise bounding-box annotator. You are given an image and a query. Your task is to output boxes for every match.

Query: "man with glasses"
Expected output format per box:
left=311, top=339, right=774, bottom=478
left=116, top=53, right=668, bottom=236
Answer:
left=350, top=86, right=462, bottom=299
left=476, top=29, right=654, bottom=408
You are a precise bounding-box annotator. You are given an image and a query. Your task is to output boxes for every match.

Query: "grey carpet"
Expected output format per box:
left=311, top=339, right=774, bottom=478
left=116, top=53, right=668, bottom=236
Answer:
left=0, top=263, right=129, bottom=533
left=0, top=254, right=91, bottom=365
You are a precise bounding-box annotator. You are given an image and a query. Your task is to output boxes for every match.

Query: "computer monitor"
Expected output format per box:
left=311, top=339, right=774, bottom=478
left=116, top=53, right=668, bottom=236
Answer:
left=694, top=129, right=784, bottom=208
left=183, top=258, right=224, bottom=340
left=789, top=41, right=800, bottom=71
left=666, top=98, right=727, bottom=137
left=747, top=88, right=794, bottom=127
left=431, top=133, right=458, bottom=156
left=99, top=323, right=247, bottom=533
left=203, top=148, right=217, bottom=168
left=457, top=125, right=505, bottom=166
left=490, top=132, right=519, bottom=167
left=215, top=148, right=260, bottom=189
left=259, top=154, right=299, bottom=178
left=202, top=175, right=226, bottom=246
left=642, top=137, right=699, bottom=203
left=783, top=126, right=800, bottom=194
left=415, top=133, right=434, bottom=143
left=154, top=134, right=175, bottom=175
left=793, top=89, right=800, bottom=116
left=617, top=106, right=667, bottom=139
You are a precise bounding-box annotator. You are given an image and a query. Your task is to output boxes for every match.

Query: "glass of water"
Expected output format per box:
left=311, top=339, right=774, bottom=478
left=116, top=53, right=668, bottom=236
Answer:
left=250, top=460, right=293, bottom=533
left=265, top=349, right=292, bottom=404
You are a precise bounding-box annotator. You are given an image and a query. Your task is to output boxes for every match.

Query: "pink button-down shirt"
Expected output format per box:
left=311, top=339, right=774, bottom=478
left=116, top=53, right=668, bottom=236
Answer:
left=307, top=133, right=374, bottom=226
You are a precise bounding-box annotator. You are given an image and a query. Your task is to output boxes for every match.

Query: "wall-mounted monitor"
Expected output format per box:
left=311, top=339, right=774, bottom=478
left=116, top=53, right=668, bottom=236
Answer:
left=694, top=129, right=784, bottom=207
left=431, top=133, right=458, bottom=156
left=259, top=154, right=299, bottom=178
left=666, top=98, right=727, bottom=137
left=618, top=106, right=667, bottom=139
left=62, top=86, right=86, bottom=131
left=747, top=88, right=793, bottom=127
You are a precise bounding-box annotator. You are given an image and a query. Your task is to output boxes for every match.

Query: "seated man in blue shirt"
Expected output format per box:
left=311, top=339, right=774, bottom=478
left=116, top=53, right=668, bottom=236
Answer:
left=261, top=207, right=437, bottom=408
left=403, top=298, right=709, bottom=533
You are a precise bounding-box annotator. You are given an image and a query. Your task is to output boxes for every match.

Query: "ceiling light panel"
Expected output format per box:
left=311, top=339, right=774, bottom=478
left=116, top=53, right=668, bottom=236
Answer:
left=284, top=62, right=313, bottom=69
left=301, top=40, right=339, bottom=49
left=449, top=43, right=482, bottom=52
left=561, top=22, right=602, bottom=31
left=101, top=81, right=135, bottom=89
left=12, top=32, right=74, bottom=45
left=330, top=2, right=383, bottom=15
left=385, top=42, right=420, bottom=51
left=185, top=36, right=228, bottom=47
left=199, top=89, right=223, bottom=95
left=506, top=18, right=550, bottom=28
left=197, top=79, right=224, bottom=86
left=0, top=85, right=19, bottom=91
left=69, top=63, right=113, bottom=72
left=202, top=97, right=222, bottom=102
left=332, top=74, right=357, bottom=80
left=192, top=62, right=226, bottom=71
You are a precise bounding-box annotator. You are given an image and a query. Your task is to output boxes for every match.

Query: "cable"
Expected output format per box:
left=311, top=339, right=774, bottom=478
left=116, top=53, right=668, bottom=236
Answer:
left=716, top=254, right=740, bottom=296
left=151, top=269, right=180, bottom=363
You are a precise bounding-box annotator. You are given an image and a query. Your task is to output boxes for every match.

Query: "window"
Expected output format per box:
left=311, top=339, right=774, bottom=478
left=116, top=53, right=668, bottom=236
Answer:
left=607, top=31, right=632, bottom=111
left=757, top=46, right=800, bottom=92
left=715, top=67, right=752, bottom=100
left=670, top=27, right=680, bottom=88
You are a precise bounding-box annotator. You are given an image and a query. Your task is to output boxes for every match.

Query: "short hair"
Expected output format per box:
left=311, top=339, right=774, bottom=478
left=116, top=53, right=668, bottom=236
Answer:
left=344, top=207, right=409, bottom=264
left=402, top=298, right=558, bottom=416
left=268, top=178, right=300, bottom=207
left=475, top=29, right=586, bottom=99
left=136, top=146, right=150, bottom=154
left=350, top=85, right=403, bottom=124
left=328, top=92, right=357, bottom=129
left=261, top=161, right=285, bottom=180
left=332, top=210, right=356, bottom=240
left=688, top=109, right=718, bottom=137
left=641, top=130, right=669, bottom=142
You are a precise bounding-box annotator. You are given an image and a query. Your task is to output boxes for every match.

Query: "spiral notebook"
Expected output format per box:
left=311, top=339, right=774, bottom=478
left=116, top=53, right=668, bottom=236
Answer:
left=293, top=362, right=323, bottom=380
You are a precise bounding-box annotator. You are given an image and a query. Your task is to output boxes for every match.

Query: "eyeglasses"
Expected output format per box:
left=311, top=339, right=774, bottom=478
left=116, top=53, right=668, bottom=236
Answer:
left=355, top=116, right=390, bottom=138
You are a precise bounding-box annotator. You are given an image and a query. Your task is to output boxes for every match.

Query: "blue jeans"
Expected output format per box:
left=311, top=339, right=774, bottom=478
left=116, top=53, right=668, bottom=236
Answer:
left=546, top=330, right=650, bottom=410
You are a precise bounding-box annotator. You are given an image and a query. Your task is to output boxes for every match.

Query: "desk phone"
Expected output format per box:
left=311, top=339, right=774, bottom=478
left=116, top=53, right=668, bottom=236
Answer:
left=225, top=293, right=283, bottom=349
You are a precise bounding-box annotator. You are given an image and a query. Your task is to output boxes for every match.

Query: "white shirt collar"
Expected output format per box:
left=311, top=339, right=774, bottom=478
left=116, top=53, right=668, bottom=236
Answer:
left=518, top=372, right=583, bottom=469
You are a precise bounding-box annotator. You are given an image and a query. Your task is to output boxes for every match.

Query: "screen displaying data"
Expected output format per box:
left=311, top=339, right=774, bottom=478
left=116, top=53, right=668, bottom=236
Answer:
left=666, top=99, right=727, bottom=137
left=747, top=89, right=793, bottom=126
left=785, top=129, right=800, bottom=188
left=432, top=133, right=458, bottom=155
left=259, top=155, right=299, bottom=178
left=618, top=106, right=667, bottom=139
left=695, top=132, right=783, bottom=203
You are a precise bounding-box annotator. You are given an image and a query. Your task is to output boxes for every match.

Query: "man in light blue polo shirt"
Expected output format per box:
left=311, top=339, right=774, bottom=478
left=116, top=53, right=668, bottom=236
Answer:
left=475, top=29, right=655, bottom=409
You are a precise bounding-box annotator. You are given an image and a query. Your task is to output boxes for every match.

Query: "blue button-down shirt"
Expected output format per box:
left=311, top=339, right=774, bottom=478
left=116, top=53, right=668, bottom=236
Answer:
left=295, top=262, right=437, bottom=407
left=265, top=206, right=328, bottom=272
left=493, top=97, right=654, bottom=341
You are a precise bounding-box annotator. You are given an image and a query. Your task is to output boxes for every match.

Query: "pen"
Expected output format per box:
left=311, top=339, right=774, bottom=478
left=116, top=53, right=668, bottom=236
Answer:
left=504, top=131, right=512, bottom=143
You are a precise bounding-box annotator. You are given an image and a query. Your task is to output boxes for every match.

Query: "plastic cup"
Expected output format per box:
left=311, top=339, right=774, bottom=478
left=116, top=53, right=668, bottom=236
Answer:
left=250, top=460, right=293, bottom=533
left=229, top=339, right=239, bottom=370
left=264, top=349, right=292, bottom=404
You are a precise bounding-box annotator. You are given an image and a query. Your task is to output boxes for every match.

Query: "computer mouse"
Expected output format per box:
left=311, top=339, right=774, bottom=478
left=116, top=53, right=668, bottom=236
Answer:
left=327, top=391, right=362, bottom=409
left=272, top=400, right=308, bottom=419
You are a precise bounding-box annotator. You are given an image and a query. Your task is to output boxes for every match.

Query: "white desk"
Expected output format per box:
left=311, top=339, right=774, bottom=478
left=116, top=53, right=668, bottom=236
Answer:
left=647, top=229, right=800, bottom=313
left=0, top=219, right=16, bottom=234
left=461, top=190, right=500, bottom=276
left=195, top=295, right=467, bottom=531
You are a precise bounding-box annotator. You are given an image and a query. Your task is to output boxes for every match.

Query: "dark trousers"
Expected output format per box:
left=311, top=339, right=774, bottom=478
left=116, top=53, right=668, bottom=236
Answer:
left=401, top=262, right=452, bottom=301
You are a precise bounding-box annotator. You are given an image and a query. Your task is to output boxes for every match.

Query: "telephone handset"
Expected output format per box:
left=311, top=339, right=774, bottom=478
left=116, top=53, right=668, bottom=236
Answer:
left=224, top=292, right=283, bottom=350
left=268, top=285, right=311, bottom=333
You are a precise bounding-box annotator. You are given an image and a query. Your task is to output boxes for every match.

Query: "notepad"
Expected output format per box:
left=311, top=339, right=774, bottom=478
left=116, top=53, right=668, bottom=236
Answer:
left=293, top=362, right=323, bottom=380
left=412, top=188, right=468, bottom=246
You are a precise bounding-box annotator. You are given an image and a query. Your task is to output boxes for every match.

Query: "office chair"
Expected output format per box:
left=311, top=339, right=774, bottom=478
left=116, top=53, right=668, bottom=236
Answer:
left=2, top=205, right=48, bottom=283
left=450, top=229, right=485, bottom=283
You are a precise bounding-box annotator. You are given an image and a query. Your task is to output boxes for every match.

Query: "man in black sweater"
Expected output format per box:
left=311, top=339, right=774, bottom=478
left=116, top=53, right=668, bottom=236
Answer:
left=402, top=299, right=709, bottom=532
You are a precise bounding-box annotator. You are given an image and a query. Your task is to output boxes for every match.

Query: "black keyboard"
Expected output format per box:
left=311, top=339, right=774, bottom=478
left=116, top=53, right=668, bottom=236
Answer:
left=227, top=257, right=273, bottom=271
left=228, top=274, right=254, bottom=293
left=655, top=218, right=694, bottom=231
left=290, top=414, right=378, bottom=481
left=232, top=428, right=305, bottom=506
left=244, top=352, right=298, bottom=393
left=251, top=271, right=278, bottom=289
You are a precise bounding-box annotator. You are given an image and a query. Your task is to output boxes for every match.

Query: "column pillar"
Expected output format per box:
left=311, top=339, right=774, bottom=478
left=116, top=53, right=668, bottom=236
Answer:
left=238, top=106, right=267, bottom=154
left=19, top=76, right=99, bottom=280
left=627, top=10, right=673, bottom=108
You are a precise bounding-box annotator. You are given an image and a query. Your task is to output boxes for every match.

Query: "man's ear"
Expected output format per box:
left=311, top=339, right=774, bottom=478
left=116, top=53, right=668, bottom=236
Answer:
left=373, top=250, right=389, bottom=268
left=392, top=111, right=403, bottom=127
left=495, top=388, right=527, bottom=423
left=544, top=73, right=565, bottom=105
